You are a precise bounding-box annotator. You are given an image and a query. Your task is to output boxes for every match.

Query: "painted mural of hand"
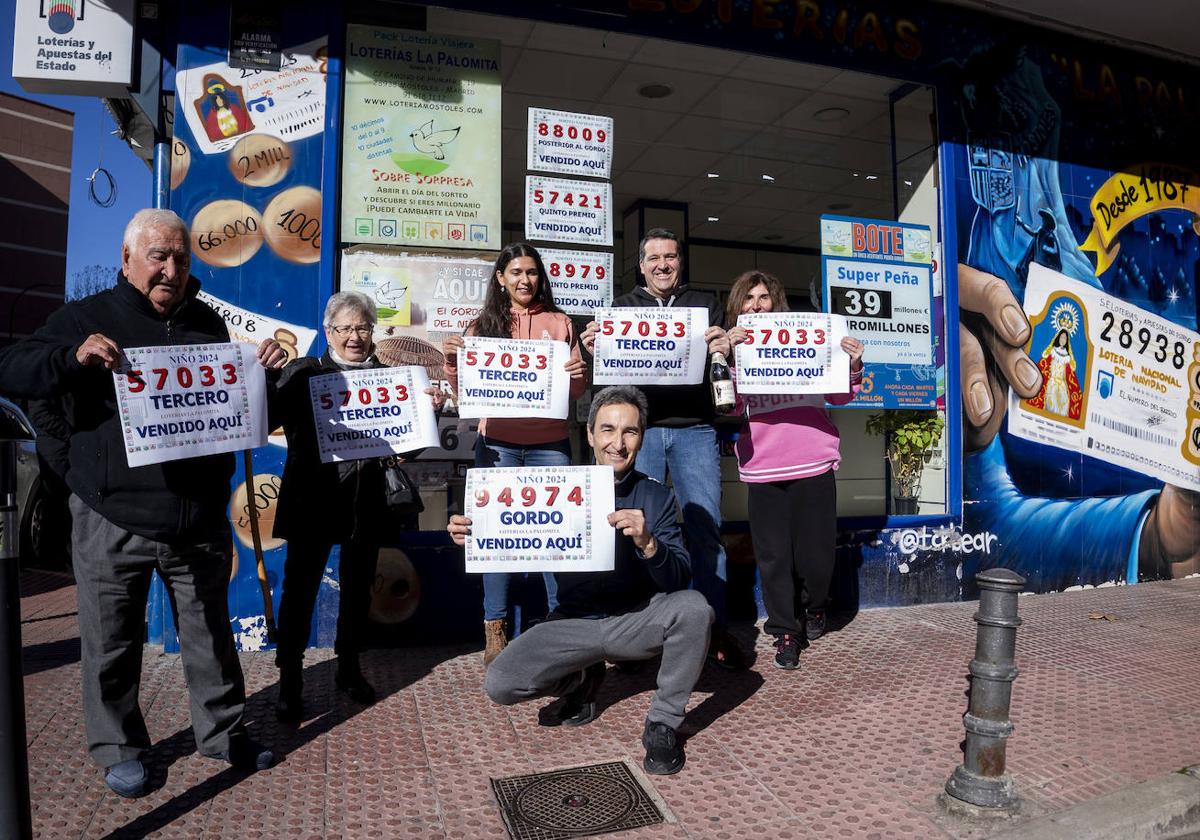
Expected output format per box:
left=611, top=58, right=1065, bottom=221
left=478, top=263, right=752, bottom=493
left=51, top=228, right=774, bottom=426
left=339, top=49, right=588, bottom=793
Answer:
left=1139, top=485, right=1200, bottom=579
left=958, top=263, right=1045, bottom=451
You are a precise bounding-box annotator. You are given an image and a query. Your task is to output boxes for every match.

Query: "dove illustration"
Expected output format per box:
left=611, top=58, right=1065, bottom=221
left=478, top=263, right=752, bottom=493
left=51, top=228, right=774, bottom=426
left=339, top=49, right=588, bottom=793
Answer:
left=410, top=120, right=461, bottom=160
left=375, top=279, right=408, bottom=308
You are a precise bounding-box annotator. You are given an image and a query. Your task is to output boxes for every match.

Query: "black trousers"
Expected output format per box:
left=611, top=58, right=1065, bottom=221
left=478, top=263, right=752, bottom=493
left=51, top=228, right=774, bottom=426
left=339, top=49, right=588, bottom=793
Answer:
left=747, top=470, right=837, bottom=639
left=275, top=538, right=379, bottom=669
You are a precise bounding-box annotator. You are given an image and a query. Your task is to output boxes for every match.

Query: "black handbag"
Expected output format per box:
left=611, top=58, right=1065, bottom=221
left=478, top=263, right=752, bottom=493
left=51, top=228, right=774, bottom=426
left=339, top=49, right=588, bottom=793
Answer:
left=381, top=456, right=425, bottom=517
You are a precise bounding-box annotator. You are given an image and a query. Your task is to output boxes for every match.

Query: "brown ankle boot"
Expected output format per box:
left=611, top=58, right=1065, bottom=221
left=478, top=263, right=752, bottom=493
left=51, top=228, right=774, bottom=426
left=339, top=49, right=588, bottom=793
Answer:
left=483, top=619, right=507, bottom=667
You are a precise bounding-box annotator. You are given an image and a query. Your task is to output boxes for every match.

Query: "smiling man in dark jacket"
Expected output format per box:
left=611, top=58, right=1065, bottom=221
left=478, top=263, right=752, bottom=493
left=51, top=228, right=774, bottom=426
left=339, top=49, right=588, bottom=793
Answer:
left=448, top=385, right=713, bottom=775
left=0, top=209, right=286, bottom=798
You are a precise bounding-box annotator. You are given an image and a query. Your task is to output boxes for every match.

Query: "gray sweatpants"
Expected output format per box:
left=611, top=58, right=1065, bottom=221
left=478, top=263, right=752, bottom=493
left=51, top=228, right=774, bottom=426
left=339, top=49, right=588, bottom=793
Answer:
left=70, top=495, right=248, bottom=768
left=484, top=589, right=713, bottom=729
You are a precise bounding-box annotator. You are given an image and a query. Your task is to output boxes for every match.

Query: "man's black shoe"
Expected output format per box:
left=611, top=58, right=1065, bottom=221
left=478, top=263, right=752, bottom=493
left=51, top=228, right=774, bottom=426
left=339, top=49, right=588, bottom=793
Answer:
left=805, top=608, right=827, bottom=642
left=642, top=721, right=684, bottom=775
left=707, top=627, right=747, bottom=671
left=335, top=666, right=377, bottom=705
left=773, top=634, right=801, bottom=670
left=538, top=662, right=605, bottom=727
left=275, top=667, right=303, bottom=723
left=104, top=758, right=148, bottom=798
left=206, top=737, right=275, bottom=772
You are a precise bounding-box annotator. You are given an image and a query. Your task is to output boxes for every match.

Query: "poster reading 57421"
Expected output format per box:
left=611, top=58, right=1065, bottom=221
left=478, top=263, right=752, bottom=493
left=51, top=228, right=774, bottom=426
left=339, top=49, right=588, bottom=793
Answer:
left=341, top=25, right=501, bottom=250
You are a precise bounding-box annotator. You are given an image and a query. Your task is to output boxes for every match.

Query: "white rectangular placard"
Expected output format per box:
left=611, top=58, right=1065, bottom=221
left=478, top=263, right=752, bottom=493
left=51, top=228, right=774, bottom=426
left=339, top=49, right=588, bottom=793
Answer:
left=733, top=312, right=850, bottom=394
left=591, top=307, right=708, bottom=385
left=525, top=175, right=612, bottom=246
left=308, top=366, right=439, bottom=463
left=465, top=465, right=616, bottom=573
left=1008, top=264, right=1200, bottom=491
left=114, top=343, right=267, bottom=467
left=456, top=336, right=570, bottom=420
left=527, top=108, right=614, bottom=179
left=539, top=248, right=613, bottom=316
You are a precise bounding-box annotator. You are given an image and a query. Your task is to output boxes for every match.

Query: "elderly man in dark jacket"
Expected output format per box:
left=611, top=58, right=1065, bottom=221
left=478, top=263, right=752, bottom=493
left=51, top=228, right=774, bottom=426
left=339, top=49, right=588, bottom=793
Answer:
left=0, top=208, right=285, bottom=798
left=448, top=385, right=713, bottom=775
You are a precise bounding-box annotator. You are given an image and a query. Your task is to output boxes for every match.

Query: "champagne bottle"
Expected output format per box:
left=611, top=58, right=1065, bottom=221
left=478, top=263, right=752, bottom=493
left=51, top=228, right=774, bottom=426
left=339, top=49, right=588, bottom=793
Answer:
left=710, top=351, right=735, bottom=413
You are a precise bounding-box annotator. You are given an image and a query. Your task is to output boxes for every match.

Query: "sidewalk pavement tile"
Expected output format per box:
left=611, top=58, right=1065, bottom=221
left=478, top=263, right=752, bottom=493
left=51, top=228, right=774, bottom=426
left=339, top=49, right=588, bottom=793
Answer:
left=19, top=573, right=1200, bottom=839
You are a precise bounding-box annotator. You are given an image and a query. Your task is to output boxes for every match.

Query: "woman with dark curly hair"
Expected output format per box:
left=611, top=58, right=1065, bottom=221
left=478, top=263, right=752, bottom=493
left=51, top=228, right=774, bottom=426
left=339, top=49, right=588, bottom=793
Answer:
left=443, top=242, right=588, bottom=665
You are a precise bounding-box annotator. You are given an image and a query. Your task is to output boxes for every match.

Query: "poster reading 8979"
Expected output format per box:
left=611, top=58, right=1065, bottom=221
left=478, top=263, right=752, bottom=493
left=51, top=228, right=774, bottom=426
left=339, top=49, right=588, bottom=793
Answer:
left=1008, top=264, right=1200, bottom=491
left=465, top=465, right=615, bottom=573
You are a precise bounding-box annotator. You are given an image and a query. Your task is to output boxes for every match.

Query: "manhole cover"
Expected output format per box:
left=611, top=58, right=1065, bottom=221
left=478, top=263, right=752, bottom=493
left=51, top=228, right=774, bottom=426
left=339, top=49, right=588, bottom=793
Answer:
left=491, top=760, right=664, bottom=840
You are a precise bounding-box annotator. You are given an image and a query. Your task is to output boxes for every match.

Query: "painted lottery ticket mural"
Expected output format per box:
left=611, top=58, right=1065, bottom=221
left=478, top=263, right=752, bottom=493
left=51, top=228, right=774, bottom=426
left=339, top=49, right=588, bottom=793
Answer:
left=947, top=44, right=1200, bottom=595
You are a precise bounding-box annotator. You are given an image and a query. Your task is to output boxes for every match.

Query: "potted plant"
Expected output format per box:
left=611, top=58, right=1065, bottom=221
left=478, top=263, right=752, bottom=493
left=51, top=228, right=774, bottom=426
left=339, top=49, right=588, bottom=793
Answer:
left=864, top=409, right=945, bottom=515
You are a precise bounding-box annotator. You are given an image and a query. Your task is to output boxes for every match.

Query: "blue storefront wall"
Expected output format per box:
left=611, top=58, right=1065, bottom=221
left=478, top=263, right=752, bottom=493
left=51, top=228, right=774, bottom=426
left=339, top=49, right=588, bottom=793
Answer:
left=151, top=0, right=1200, bottom=650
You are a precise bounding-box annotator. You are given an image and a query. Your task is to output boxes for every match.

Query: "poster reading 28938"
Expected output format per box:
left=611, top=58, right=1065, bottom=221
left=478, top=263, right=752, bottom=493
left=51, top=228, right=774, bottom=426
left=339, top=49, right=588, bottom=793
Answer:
left=341, top=25, right=501, bottom=250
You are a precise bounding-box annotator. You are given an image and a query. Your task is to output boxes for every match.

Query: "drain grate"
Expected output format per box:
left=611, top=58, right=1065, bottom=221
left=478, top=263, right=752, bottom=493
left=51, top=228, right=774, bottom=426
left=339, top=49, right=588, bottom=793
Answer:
left=491, top=760, right=665, bottom=840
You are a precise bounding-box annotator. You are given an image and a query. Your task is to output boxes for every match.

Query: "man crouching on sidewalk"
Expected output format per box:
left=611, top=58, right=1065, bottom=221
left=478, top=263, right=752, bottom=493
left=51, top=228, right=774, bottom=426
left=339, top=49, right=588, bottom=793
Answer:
left=447, top=385, right=713, bottom=774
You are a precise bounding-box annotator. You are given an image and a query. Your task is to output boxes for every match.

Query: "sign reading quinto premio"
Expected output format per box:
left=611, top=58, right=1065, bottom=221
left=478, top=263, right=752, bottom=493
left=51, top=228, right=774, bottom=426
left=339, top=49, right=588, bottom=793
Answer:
left=12, top=0, right=135, bottom=96
left=341, top=25, right=501, bottom=250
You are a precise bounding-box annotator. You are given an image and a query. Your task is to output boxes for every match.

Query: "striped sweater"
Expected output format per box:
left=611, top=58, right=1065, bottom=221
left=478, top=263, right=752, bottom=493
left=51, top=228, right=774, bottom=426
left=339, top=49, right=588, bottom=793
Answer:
left=731, top=369, right=862, bottom=483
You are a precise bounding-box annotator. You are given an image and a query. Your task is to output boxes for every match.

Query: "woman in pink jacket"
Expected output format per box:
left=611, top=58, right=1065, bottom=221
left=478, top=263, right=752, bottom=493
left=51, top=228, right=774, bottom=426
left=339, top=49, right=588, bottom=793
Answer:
left=726, top=270, right=863, bottom=671
left=444, top=242, right=587, bottom=665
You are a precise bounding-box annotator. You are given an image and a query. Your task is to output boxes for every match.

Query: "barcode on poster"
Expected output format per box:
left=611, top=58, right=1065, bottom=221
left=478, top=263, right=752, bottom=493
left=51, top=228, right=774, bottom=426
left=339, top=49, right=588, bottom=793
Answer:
left=1089, top=413, right=1173, bottom=447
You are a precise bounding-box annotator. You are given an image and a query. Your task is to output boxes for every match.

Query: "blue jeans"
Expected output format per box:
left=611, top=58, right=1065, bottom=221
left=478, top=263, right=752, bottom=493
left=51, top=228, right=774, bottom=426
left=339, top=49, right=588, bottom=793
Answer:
left=475, top=436, right=570, bottom=621
left=635, top=424, right=727, bottom=624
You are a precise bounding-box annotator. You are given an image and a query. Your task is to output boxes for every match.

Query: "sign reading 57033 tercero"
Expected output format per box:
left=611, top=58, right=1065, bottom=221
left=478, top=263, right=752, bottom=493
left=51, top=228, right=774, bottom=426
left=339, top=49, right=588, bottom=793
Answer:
left=341, top=25, right=502, bottom=250
left=820, top=214, right=936, bottom=408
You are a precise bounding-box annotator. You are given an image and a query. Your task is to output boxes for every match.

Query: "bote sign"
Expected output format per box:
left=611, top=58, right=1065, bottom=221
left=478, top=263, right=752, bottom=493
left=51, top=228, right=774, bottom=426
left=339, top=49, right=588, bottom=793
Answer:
left=11, top=0, right=135, bottom=96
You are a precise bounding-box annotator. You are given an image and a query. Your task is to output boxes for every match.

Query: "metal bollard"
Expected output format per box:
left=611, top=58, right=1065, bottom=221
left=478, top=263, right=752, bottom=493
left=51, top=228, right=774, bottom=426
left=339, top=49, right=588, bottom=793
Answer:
left=0, top=403, right=33, bottom=839
left=944, top=567, right=1026, bottom=812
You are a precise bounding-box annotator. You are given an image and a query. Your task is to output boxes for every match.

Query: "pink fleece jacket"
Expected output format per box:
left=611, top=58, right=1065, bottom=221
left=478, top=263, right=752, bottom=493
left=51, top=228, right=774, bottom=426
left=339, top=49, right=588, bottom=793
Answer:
left=731, top=368, right=863, bottom=483
left=444, top=305, right=586, bottom=445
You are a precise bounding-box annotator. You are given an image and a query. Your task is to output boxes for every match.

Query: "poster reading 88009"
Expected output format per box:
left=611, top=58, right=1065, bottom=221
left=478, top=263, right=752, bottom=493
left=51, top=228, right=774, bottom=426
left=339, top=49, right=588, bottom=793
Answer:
left=1007, top=265, right=1200, bottom=492
left=341, top=25, right=502, bottom=250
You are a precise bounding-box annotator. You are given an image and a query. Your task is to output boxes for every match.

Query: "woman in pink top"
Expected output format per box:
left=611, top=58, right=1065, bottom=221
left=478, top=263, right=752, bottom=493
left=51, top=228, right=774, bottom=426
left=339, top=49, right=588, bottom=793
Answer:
left=444, top=242, right=587, bottom=665
left=726, top=270, right=863, bottom=671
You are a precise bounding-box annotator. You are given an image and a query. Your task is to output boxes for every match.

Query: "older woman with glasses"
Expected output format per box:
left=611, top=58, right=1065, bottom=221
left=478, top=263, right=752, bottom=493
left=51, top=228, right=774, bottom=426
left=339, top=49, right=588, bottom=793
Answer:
left=269, top=290, right=440, bottom=722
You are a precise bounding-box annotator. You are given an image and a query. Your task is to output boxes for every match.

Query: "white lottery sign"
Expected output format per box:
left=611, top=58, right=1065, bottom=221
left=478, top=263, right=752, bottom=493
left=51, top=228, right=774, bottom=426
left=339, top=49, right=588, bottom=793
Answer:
left=197, top=291, right=318, bottom=363
left=592, top=307, right=708, bottom=385
left=1008, top=264, right=1200, bottom=491
left=309, top=366, right=439, bottom=463
left=527, top=108, right=614, bottom=179
left=114, top=343, right=267, bottom=467
left=465, top=465, right=616, bottom=573
left=540, top=248, right=613, bottom=316
left=733, top=312, right=850, bottom=394
left=525, top=175, right=612, bottom=246
left=456, top=337, right=570, bottom=420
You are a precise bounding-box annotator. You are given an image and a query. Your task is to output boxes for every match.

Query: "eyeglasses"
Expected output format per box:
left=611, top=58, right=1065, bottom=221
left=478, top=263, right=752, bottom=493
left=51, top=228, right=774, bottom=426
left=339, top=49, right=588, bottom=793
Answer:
left=330, top=324, right=373, bottom=338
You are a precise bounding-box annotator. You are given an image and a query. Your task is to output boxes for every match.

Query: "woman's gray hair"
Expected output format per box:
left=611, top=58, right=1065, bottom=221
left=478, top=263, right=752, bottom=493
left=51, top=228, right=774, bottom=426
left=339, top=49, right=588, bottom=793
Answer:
left=323, top=290, right=377, bottom=328
left=587, top=386, right=648, bottom=432
left=123, top=209, right=187, bottom=249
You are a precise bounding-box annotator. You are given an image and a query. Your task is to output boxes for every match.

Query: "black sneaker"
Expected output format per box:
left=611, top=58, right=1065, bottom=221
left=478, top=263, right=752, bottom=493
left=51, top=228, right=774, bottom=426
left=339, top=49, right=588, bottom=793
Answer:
left=806, top=609, right=827, bottom=642
left=335, top=666, right=377, bottom=705
left=538, top=662, right=605, bottom=727
left=642, top=721, right=684, bottom=775
left=707, top=627, right=747, bottom=671
left=206, top=736, right=275, bottom=772
left=774, top=634, right=801, bottom=670
left=275, top=667, right=303, bottom=723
